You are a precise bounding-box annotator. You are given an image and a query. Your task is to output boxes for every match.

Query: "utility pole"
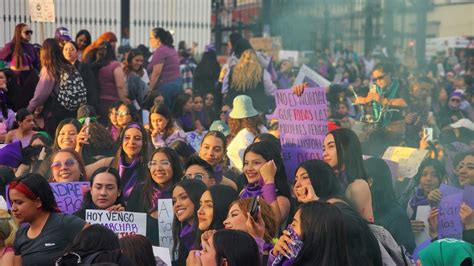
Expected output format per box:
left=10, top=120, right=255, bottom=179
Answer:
left=213, top=0, right=222, bottom=54
left=414, top=0, right=429, bottom=69
left=262, top=0, right=271, bottom=37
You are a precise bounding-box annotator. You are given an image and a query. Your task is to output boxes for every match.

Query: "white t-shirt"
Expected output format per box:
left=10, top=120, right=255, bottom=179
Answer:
left=227, top=125, right=268, bottom=170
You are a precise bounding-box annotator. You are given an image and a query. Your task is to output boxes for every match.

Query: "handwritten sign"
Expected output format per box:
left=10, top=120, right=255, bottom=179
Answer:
left=158, top=199, right=174, bottom=250
left=28, top=0, right=55, bottom=22
left=50, top=182, right=89, bottom=214
left=275, top=88, right=327, bottom=180
left=382, top=147, right=428, bottom=178
left=437, top=184, right=463, bottom=240
left=415, top=206, right=431, bottom=245
left=294, top=64, right=331, bottom=88
left=153, top=246, right=172, bottom=266
left=86, top=210, right=146, bottom=238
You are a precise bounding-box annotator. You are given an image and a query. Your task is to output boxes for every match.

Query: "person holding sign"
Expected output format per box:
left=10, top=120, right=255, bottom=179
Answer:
left=74, top=167, right=125, bottom=220
left=112, top=123, right=149, bottom=202
left=197, top=185, right=238, bottom=232
left=240, top=142, right=292, bottom=225
left=49, top=149, right=87, bottom=182
left=323, top=128, right=374, bottom=222
left=171, top=179, right=207, bottom=265
left=127, top=147, right=183, bottom=245
left=9, top=174, right=87, bottom=265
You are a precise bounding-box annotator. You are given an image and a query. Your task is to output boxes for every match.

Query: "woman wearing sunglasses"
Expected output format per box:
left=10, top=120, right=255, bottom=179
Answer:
left=49, top=149, right=87, bottom=182
left=126, top=147, right=182, bottom=245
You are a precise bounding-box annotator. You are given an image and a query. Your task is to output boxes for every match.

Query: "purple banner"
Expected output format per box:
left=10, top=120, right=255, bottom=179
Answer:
left=437, top=184, right=463, bottom=240
left=275, top=88, right=327, bottom=181
left=463, top=185, right=474, bottom=208
left=50, top=182, right=90, bottom=214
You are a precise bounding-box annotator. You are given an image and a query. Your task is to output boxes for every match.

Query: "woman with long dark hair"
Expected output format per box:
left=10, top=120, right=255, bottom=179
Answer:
left=123, top=48, right=148, bottom=108
left=193, top=47, right=220, bottom=96
left=75, top=29, right=92, bottom=61
left=148, top=27, right=182, bottom=109
left=149, top=104, right=186, bottom=148
left=9, top=173, right=87, bottom=265
left=0, top=23, right=40, bottom=110
left=197, top=185, right=238, bottom=232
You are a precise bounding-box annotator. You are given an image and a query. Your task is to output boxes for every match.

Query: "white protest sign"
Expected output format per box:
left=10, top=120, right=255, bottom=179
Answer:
left=28, top=0, right=55, bottom=22
left=158, top=199, right=174, bottom=250
left=382, top=147, right=428, bottom=178
left=415, top=206, right=431, bottom=245
left=153, top=246, right=172, bottom=266
left=85, top=210, right=146, bottom=238
left=294, top=64, right=331, bottom=88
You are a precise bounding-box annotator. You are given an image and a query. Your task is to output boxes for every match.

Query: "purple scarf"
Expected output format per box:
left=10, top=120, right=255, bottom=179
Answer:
left=179, top=223, right=196, bottom=251
left=150, top=184, right=172, bottom=212
left=240, top=179, right=265, bottom=199
left=119, top=155, right=140, bottom=201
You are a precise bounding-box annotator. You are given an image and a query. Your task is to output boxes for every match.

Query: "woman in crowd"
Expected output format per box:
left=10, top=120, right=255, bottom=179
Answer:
left=115, top=102, right=140, bottom=129
left=127, top=147, right=183, bottom=245
left=323, top=128, right=374, bottom=222
left=9, top=173, right=87, bottom=265
left=227, top=95, right=267, bottom=169
left=27, top=38, right=84, bottom=133
left=270, top=201, right=351, bottom=265
left=223, top=49, right=276, bottom=114
left=0, top=23, right=39, bottom=110
left=364, top=157, right=416, bottom=253
left=173, top=93, right=202, bottom=132
left=52, top=118, right=88, bottom=154
left=0, top=209, right=16, bottom=266
left=62, top=41, right=99, bottom=109
left=149, top=104, right=186, bottom=148
left=124, top=48, right=149, bottom=84
left=240, top=141, right=292, bottom=225
left=184, top=155, right=218, bottom=187
left=49, top=149, right=87, bottom=182
left=123, top=48, right=148, bottom=107
left=91, top=41, right=129, bottom=124
left=107, top=100, right=124, bottom=141
left=199, top=131, right=239, bottom=190
left=74, top=167, right=125, bottom=220
left=82, top=32, right=118, bottom=62
left=192, top=45, right=220, bottom=97
left=148, top=27, right=182, bottom=109
left=75, top=29, right=92, bottom=61
left=171, top=179, right=207, bottom=265
left=0, top=80, right=16, bottom=142
left=293, top=159, right=343, bottom=203
left=119, top=235, right=156, bottom=266
left=204, top=92, right=219, bottom=122
left=113, top=123, right=148, bottom=202
left=193, top=94, right=211, bottom=129
left=31, top=105, right=45, bottom=132
left=197, top=185, right=238, bottom=232
left=187, top=230, right=261, bottom=266
left=5, top=108, right=36, bottom=147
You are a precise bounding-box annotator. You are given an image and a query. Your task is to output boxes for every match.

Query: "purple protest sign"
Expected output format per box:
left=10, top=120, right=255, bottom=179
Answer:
left=437, top=184, right=463, bottom=240
left=275, top=88, right=327, bottom=181
left=463, top=185, right=474, bottom=208
left=50, top=182, right=90, bottom=214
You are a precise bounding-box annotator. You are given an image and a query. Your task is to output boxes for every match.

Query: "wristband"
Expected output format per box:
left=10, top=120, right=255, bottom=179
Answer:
left=262, top=183, right=277, bottom=204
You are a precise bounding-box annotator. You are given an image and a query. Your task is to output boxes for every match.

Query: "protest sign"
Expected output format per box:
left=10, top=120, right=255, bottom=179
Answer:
left=86, top=210, right=146, bottom=238
left=28, top=0, right=55, bottom=22
left=275, top=88, right=327, bottom=180
left=293, top=64, right=331, bottom=88
left=153, top=246, right=172, bottom=266
left=50, top=182, right=89, bottom=214
left=463, top=185, right=474, bottom=208
left=437, top=184, right=463, bottom=240
left=382, top=147, right=428, bottom=178
left=414, top=206, right=431, bottom=245
left=158, top=199, right=174, bottom=250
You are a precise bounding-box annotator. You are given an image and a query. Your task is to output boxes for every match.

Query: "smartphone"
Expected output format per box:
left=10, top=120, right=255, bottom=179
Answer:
left=249, top=196, right=260, bottom=221
left=424, top=127, right=433, bottom=141
left=85, top=117, right=90, bottom=135
left=369, top=84, right=377, bottom=94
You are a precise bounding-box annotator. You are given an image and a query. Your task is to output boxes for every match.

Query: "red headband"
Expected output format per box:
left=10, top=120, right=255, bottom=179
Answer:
left=9, top=181, right=37, bottom=200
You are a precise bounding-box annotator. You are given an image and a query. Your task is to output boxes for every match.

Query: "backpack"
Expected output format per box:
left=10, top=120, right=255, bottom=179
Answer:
left=56, top=69, right=87, bottom=111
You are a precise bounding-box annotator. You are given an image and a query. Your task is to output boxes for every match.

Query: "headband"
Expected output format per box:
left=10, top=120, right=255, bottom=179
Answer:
left=9, top=181, right=37, bottom=200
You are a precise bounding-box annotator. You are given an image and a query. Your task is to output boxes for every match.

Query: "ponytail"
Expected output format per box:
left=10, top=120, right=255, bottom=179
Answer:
left=152, top=28, right=174, bottom=48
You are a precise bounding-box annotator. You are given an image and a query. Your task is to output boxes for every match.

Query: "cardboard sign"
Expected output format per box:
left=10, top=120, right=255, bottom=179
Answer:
left=28, top=0, right=55, bottom=22
left=50, top=182, right=89, bottom=214
left=414, top=206, right=431, bottom=245
left=437, top=184, right=463, bottom=240
left=382, top=147, right=428, bottom=178
left=152, top=246, right=172, bottom=266
left=275, top=88, right=327, bottom=180
left=86, top=210, right=146, bottom=238
left=157, top=199, right=174, bottom=250
left=293, top=64, right=331, bottom=88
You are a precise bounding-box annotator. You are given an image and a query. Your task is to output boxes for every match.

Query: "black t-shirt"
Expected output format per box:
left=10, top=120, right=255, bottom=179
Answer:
left=14, top=212, right=86, bottom=266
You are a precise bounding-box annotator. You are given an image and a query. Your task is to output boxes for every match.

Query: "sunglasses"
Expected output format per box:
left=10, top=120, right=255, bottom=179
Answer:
left=23, top=30, right=33, bottom=35
left=182, top=173, right=204, bottom=181
left=51, top=158, right=77, bottom=170
left=147, top=160, right=171, bottom=169
left=372, top=74, right=386, bottom=82
left=116, top=111, right=130, bottom=117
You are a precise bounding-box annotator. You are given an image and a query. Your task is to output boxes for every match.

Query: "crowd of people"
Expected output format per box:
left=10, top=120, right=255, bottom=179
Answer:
left=0, top=22, right=473, bottom=266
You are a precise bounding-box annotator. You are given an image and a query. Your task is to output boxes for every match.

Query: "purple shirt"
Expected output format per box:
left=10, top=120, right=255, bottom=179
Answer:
left=98, top=61, right=122, bottom=101
left=148, top=45, right=180, bottom=88
left=27, top=70, right=56, bottom=112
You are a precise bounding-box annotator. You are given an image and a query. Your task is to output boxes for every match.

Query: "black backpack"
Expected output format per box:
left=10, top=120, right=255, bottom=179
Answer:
left=56, top=69, right=87, bottom=112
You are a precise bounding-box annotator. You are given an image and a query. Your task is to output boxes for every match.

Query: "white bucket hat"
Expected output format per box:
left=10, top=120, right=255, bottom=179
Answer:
left=229, top=95, right=259, bottom=119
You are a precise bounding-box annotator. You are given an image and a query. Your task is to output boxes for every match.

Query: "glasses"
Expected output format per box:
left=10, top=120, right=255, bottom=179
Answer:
left=23, top=30, right=33, bottom=35
left=450, top=98, right=461, bottom=103
left=372, top=74, right=386, bottom=82
left=220, top=110, right=229, bottom=115
left=51, top=159, right=77, bottom=170
left=148, top=160, right=171, bottom=169
left=182, top=173, right=204, bottom=181
left=116, top=111, right=130, bottom=117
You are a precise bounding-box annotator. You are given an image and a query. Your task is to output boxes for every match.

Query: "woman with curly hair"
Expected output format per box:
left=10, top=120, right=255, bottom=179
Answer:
left=223, top=49, right=276, bottom=114
left=227, top=95, right=267, bottom=170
